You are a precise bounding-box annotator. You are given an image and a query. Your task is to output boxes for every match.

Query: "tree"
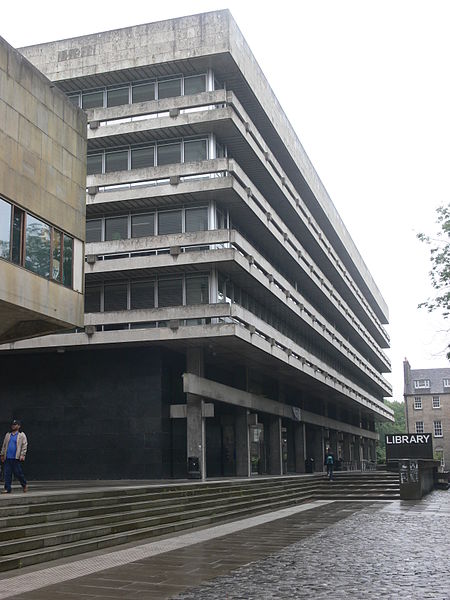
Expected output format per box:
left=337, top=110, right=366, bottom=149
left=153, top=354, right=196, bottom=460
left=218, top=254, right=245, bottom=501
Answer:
left=417, top=202, right=450, bottom=321
left=376, top=400, right=406, bottom=463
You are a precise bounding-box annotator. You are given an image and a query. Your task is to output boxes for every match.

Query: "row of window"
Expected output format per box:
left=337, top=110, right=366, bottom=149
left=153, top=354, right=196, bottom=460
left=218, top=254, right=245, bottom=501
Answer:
left=68, top=73, right=212, bottom=110
left=413, top=396, right=441, bottom=409
left=415, top=421, right=443, bottom=437
left=86, top=206, right=209, bottom=243
left=0, top=197, right=73, bottom=287
left=87, top=138, right=209, bottom=176
left=414, top=378, right=450, bottom=389
left=85, top=274, right=209, bottom=313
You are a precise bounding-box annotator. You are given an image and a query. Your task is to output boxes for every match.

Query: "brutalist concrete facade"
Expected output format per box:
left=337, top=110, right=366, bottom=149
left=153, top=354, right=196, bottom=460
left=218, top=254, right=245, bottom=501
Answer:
left=404, top=360, right=450, bottom=470
left=5, top=11, right=393, bottom=479
left=0, top=37, right=86, bottom=343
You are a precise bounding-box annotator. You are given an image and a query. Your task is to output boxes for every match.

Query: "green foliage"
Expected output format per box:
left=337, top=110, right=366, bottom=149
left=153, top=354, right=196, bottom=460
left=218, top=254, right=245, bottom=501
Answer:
left=376, top=400, right=406, bottom=463
left=417, top=202, right=450, bottom=319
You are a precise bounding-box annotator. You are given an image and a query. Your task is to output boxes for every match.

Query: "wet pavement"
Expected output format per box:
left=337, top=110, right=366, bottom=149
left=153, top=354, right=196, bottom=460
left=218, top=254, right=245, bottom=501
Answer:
left=0, top=491, right=449, bottom=599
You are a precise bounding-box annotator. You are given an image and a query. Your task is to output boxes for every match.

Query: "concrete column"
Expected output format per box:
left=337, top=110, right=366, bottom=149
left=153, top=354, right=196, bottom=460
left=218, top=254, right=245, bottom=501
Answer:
left=354, top=437, right=362, bottom=468
left=370, top=439, right=376, bottom=462
left=268, top=415, right=282, bottom=475
left=235, top=407, right=250, bottom=478
left=343, top=434, right=351, bottom=463
left=313, top=427, right=325, bottom=472
left=294, top=422, right=306, bottom=473
left=186, top=348, right=206, bottom=480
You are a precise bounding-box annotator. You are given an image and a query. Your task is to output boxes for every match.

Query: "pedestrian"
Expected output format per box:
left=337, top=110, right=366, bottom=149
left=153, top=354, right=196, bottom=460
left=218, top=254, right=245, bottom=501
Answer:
left=1, top=420, right=28, bottom=494
left=324, top=447, right=335, bottom=481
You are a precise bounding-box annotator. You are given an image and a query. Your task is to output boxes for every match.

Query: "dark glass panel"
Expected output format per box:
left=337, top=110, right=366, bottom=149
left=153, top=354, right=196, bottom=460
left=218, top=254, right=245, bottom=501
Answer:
left=158, top=210, right=182, bottom=235
left=131, top=213, right=154, bottom=238
left=105, top=150, right=128, bottom=173
left=82, top=90, right=104, bottom=109
left=186, top=275, right=209, bottom=305
left=0, top=198, right=11, bottom=260
left=107, top=87, right=129, bottom=107
left=104, top=282, right=128, bottom=311
left=105, top=216, right=128, bottom=241
left=158, top=78, right=181, bottom=99
left=185, top=207, right=208, bottom=232
left=86, top=219, right=102, bottom=243
left=11, top=206, right=23, bottom=265
left=131, top=146, right=155, bottom=169
left=25, top=214, right=51, bottom=278
left=184, top=139, right=207, bottom=162
left=157, top=143, right=181, bottom=166
left=62, top=234, right=73, bottom=288
left=84, top=285, right=101, bottom=313
left=131, top=280, right=155, bottom=309
left=157, top=278, right=183, bottom=307
left=184, top=75, right=206, bottom=95
left=87, top=154, right=103, bottom=175
left=132, top=81, right=155, bottom=103
left=52, top=229, right=62, bottom=281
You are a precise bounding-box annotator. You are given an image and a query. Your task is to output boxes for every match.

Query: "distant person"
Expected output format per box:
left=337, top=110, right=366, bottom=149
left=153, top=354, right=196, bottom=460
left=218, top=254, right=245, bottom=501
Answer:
left=1, top=420, right=28, bottom=494
left=324, top=448, right=335, bottom=481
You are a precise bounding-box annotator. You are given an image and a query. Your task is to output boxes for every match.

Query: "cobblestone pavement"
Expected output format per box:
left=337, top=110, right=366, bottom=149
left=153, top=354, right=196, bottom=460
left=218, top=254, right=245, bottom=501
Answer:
left=176, top=491, right=450, bottom=600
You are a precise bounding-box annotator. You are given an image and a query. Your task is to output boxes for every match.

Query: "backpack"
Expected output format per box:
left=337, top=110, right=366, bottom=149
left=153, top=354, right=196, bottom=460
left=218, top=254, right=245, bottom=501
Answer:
left=326, top=455, right=334, bottom=465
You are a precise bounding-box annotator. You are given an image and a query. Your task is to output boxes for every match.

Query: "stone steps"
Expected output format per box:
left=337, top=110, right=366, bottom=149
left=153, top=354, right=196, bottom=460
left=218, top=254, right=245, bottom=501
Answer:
left=0, top=473, right=399, bottom=572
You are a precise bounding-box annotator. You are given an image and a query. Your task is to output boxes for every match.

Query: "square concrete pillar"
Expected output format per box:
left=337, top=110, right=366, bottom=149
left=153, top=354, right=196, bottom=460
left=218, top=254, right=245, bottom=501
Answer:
left=268, top=415, right=282, bottom=475
left=343, top=433, right=351, bottom=463
left=294, top=422, right=306, bottom=473
left=186, top=348, right=206, bottom=479
left=354, top=437, right=362, bottom=468
left=313, top=427, right=325, bottom=472
left=235, top=407, right=250, bottom=477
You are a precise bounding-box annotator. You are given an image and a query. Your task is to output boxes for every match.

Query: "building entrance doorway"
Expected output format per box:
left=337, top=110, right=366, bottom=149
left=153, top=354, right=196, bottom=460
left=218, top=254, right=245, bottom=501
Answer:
left=250, top=423, right=268, bottom=474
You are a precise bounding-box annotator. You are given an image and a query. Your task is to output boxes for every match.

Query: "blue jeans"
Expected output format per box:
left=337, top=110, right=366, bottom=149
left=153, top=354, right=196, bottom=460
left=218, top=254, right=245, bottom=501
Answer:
left=3, top=459, right=27, bottom=492
left=326, top=464, right=334, bottom=480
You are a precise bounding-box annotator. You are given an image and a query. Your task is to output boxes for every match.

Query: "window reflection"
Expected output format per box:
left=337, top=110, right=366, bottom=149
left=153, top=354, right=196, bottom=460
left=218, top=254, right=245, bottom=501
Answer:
left=25, top=215, right=51, bottom=278
left=0, top=198, right=11, bottom=260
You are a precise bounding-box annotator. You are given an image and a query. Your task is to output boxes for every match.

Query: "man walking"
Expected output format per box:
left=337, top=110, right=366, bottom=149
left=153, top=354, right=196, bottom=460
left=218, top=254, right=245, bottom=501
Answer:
left=324, top=447, right=335, bottom=481
left=1, top=420, right=28, bottom=493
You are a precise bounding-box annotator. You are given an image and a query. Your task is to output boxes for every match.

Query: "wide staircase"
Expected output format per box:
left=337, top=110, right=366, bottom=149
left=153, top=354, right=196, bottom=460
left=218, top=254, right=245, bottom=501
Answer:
left=0, top=472, right=399, bottom=572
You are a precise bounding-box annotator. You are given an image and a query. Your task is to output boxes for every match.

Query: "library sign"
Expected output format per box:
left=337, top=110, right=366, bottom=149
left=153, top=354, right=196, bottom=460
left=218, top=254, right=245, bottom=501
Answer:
left=385, top=433, right=433, bottom=460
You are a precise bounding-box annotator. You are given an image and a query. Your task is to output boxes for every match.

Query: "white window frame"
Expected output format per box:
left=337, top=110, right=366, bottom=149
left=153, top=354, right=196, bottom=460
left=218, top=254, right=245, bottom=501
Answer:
left=433, top=420, right=443, bottom=437
left=415, top=421, right=424, bottom=434
left=443, top=378, right=450, bottom=388
left=414, top=396, right=422, bottom=410
left=432, top=396, right=441, bottom=409
left=414, top=379, right=430, bottom=389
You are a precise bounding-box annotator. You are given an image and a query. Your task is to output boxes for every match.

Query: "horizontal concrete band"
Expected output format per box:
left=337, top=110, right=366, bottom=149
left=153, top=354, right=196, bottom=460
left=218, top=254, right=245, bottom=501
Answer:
left=182, top=372, right=379, bottom=440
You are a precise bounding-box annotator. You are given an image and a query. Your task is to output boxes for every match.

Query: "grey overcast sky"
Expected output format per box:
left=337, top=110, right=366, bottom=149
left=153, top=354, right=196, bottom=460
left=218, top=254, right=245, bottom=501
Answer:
left=3, top=0, right=449, bottom=401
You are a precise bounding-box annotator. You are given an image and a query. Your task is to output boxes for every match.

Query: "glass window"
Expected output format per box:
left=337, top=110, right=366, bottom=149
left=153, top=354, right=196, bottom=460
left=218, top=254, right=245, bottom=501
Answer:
left=104, top=282, right=128, bottom=312
left=52, top=229, right=62, bottom=281
left=131, top=146, right=155, bottom=170
left=432, top=396, right=441, bottom=409
left=86, top=219, right=103, bottom=243
left=131, top=280, right=155, bottom=310
left=184, top=139, right=207, bottom=162
left=443, top=379, right=450, bottom=388
left=158, top=78, right=181, bottom=99
left=415, top=421, right=424, bottom=434
left=434, top=421, right=443, bottom=437
left=132, top=81, right=155, bottom=103
left=62, top=234, right=73, bottom=288
left=25, top=214, right=51, bottom=278
left=184, top=74, right=206, bottom=95
left=105, top=216, right=128, bottom=241
left=131, top=213, right=154, bottom=238
left=105, top=150, right=128, bottom=173
left=157, top=143, right=181, bottom=166
left=158, top=278, right=183, bottom=307
left=107, top=86, right=129, bottom=107
left=68, top=94, right=81, bottom=107
left=85, top=285, right=101, bottom=313
left=414, top=397, right=422, bottom=410
left=11, top=206, right=24, bottom=265
left=158, top=210, right=182, bottom=235
left=0, top=198, right=12, bottom=260
left=186, top=275, right=209, bottom=305
left=87, top=154, right=103, bottom=175
left=185, top=207, right=208, bottom=232
left=82, top=90, right=104, bottom=109
left=414, top=379, right=430, bottom=389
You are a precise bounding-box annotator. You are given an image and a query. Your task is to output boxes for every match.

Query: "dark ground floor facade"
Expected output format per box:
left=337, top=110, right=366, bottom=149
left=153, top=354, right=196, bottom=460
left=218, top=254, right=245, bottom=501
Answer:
left=0, top=346, right=378, bottom=480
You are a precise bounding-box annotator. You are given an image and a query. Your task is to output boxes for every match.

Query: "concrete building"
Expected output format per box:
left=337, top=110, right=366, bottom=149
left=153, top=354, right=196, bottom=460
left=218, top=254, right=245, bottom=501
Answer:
left=0, top=36, right=86, bottom=343
left=1, top=11, right=393, bottom=479
left=404, top=360, right=450, bottom=469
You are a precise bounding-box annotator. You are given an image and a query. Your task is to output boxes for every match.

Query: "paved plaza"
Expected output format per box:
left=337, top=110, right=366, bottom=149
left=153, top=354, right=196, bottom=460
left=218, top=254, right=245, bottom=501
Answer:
left=0, top=491, right=448, bottom=599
